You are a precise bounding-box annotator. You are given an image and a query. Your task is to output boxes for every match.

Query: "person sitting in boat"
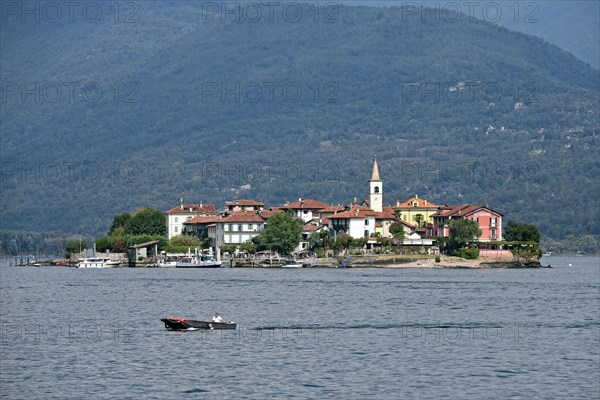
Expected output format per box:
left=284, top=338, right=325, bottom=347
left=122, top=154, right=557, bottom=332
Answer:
left=211, top=313, right=225, bottom=323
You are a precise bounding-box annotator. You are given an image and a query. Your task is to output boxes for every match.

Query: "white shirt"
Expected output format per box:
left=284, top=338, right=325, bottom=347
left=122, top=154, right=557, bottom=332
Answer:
left=212, top=315, right=224, bottom=323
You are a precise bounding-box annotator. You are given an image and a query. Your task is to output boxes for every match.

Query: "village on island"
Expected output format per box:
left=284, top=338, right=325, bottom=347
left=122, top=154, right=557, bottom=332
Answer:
left=61, top=158, right=542, bottom=269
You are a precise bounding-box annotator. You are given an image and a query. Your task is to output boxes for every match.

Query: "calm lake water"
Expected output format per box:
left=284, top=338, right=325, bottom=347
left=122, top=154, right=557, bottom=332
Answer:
left=1, top=256, right=598, bottom=399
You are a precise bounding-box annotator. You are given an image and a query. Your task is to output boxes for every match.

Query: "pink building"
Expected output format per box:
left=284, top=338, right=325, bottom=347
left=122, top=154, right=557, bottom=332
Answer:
left=431, top=205, right=503, bottom=242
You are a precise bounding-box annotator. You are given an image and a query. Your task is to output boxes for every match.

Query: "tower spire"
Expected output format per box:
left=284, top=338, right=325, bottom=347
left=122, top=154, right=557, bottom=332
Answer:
left=369, top=157, right=383, bottom=212
left=371, top=156, right=381, bottom=181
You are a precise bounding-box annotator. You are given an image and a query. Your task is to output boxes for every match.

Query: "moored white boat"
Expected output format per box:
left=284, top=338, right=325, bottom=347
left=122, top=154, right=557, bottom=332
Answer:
left=282, top=259, right=303, bottom=268
left=176, top=246, right=222, bottom=268
left=158, top=260, right=178, bottom=268
left=77, top=257, right=119, bottom=268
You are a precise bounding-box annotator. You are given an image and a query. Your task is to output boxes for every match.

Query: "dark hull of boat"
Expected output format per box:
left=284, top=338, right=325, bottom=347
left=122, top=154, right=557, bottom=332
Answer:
left=161, top=318, right=236, bottom=331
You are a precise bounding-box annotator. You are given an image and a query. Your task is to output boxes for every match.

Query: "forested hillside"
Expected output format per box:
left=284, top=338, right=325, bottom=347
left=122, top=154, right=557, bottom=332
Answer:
left=352, top=0, right=600, bottom=67
left=1, top=2, right=598, bottom=248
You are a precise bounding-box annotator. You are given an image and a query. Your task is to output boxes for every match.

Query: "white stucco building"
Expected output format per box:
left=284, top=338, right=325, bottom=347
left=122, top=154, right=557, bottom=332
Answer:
left=165, top=203, right=217, bottom=239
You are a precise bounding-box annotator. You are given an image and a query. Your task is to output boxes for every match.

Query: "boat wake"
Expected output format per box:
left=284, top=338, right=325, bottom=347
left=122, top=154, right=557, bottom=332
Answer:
left=251, top=322, right=511, bottom=331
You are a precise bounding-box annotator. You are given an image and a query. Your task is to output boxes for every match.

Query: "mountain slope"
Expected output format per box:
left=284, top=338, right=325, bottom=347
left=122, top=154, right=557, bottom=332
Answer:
left=1, top=3, right=598, bottom=240
left=351, top=0, right=600, bottom=67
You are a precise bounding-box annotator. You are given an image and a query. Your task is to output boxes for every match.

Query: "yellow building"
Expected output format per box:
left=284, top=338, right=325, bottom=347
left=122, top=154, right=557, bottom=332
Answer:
left=393, top=195, right=438, bottom=228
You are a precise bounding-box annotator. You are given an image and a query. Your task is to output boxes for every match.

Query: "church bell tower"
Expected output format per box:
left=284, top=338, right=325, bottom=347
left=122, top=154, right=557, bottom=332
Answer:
left=369, top=157, right=383, bottom=212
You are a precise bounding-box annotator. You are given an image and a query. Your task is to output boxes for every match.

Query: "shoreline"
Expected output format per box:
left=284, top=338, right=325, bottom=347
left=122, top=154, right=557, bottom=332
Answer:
left=348, top=256, right=548, bottom=269
left=3, top=255, right=551, bottom=269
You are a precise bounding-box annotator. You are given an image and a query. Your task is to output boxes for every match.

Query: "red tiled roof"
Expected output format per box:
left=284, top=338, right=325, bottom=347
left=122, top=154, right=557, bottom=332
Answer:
left=431, top=205, right=503, bottom=218
left=377, top=207, right=398, bottom=220
left=303, top=225, right=322, bottom=232
left=165, top=204, right=217, bottom=215
left=400, top=220, right=416, bottom=228
left=259, top=209, right=284, bottom=219
left=281, top=198, right=331, bottom=210
left=226, top=199, right=264, bottom=206
left=319, top=205, right=346, bottom=214
left=184, top=215, right=221, bottom=225
left=394, top=196, right=438, bottom=209
left=328, top=205, right=378, bottom=220
left=431, top=204, right=470, bottom=218
left=221, top=211, right=265, bottom=223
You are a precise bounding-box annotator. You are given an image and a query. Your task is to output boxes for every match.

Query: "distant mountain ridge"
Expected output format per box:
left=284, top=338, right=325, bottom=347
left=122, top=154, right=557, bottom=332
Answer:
left=1, top=2, right=598, bottom=242
left=350, top=0, right=600, bottom=67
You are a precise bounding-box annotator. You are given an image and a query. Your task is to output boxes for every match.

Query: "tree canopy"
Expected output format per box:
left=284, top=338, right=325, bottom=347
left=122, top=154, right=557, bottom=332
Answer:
left=389, top=222, right=406, bottom=238
left=253, top=212, right=303, bottom=256
left=65, top=238, right=88, bottom=258
left=109, top=212, right=131, bottom=236
left=124, top=208, right=166, bottom=236
left=449, top=219, right=482, bottom=248
left=504, top=221, right=542, bottom=243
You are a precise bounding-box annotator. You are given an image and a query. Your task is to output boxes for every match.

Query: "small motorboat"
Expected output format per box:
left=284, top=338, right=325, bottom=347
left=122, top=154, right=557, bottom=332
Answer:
left=282, top=259, right=302, bottom=268
left=161, top=317, right=236, bottom=331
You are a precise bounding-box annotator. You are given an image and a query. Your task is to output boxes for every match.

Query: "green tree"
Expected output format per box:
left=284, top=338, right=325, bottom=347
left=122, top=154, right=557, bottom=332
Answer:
left=111, top=227, right=126, bottom=237
left=239, top=241, right=257, bottom=254
left=109, top=212, right=131, bottom=236
left=169, top=235, right=203, bottom=247
left=65, top=238, right=87, bottom=258
left=334, top=234, right=353, bottom=252
left=112, top=240, right=127, bottom=253
left=449, top=219, right=482, bottom=249
left=202, top=236, right=214, bottom=248
left=308, top=232, right=322, bottom=250
left=220, top=244, right=236, bottom=254
left=317, top=229, right=330, bottom=248
left=254, top=211, right=303, bottom=255
left=379, top=237, right=391, bottom=251
left=504, top=221, right=542, bottom=243
left=393, top=208, right=402, bottom=220
left=95, top=236, right=116, bottom=252
left=414, top=214, right=425, bottom=228
left=389, top=222, right=406, bottom=238
left=124, top=208, right=166, bottom=236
